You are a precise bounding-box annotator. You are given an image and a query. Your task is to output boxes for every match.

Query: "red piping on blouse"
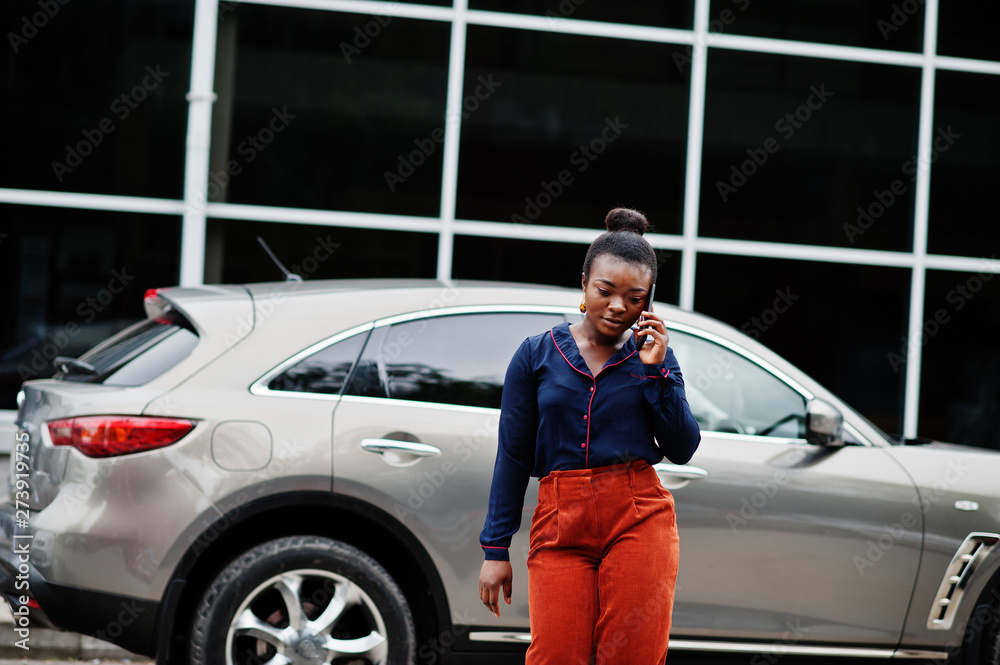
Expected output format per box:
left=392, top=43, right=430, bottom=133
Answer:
left=549, top=329, right=638, bottom=467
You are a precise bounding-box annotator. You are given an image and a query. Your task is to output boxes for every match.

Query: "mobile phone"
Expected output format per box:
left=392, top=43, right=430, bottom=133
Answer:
left=636, top=283, right=655, bottom=345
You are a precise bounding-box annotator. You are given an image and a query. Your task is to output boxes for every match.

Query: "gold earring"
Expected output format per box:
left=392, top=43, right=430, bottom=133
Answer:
left=580, top=301, right=587, bottom=313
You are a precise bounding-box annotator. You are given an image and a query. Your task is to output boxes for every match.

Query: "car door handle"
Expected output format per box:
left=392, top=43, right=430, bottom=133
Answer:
left=653, top=463, right=708, bottom=480
left=360, top=438, right=441, bottom=467
left=653, top=463, right=708, bottom=489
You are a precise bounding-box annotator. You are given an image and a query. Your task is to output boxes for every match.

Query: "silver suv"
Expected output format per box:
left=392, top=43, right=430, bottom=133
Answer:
left=2, top=279, right=1000, bottom=665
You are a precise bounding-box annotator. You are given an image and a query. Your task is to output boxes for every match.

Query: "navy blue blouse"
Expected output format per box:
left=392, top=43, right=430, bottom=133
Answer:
left=480, top=321, right=701, bottom=561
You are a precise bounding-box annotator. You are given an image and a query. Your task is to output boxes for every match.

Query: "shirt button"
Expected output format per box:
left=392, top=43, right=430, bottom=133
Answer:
left=590, top=386, right=594, bottom=392
left=581, top=443, right=586, bottom=448
left=583, top=415, right=588, bottom=420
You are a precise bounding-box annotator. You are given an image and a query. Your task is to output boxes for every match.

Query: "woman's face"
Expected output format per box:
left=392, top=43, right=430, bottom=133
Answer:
left=581, top=255, right=652, bottom=338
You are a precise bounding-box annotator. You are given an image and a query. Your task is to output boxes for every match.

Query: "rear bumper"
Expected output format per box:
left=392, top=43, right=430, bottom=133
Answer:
left=0, top=506, right=159, bottom=657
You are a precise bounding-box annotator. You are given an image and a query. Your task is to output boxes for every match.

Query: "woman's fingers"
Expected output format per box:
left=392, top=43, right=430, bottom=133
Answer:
left=489, top=584, right=500, bottom=617
left=479, top=561, right=512, bottom=617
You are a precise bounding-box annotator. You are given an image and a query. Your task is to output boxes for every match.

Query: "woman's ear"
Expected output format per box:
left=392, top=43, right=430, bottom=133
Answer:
left=581, top=272, right=587, bottom=290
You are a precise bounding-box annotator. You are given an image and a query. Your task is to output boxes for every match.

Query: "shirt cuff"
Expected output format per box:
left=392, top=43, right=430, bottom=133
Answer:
left=482, top=546, right=510, bottom=561
left=642, top=363, right=671, bottom=379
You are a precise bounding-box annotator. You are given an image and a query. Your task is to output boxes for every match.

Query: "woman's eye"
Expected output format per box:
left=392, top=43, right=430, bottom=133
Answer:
left=598, top=289, right=609, bottom=296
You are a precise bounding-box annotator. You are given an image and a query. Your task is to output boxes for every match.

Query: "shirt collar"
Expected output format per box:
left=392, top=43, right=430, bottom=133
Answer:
left=549, top=321, right=638, bottom=377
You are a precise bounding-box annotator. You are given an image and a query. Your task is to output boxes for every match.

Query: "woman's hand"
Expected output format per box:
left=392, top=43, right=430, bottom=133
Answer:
left=635, top=311, right=669, bottom=365
left=479, top=560, right=513, bottom=617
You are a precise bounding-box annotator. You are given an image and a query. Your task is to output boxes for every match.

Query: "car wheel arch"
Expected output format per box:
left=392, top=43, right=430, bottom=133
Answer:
left=156, top=490, right=451, bottom=665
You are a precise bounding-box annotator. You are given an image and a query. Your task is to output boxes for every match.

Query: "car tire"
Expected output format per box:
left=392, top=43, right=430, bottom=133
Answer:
left=983, top=600, right=1000, bottom=665
left=190, top=535, right=416, bottom=665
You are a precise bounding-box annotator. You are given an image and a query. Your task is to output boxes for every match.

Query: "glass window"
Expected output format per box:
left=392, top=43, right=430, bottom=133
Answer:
left=927, top=70, right=1000, bottom=258
left=670, top=331, right=806, bottom=437
left=937, top=2, right=1000, bottom=62
left=456, top=26, right=690, bottom=233
left=208, top=4, right=451, bottom=216
left=918, top=269, right=1000, bottom=451
left=345, top=313, right=564, bottom=408
left=268, top=331, right=369, bottom=395
left=0, top=207, right=182, bottom=411
left=206, top=220, right=437, bottom=283
left=0, top=0, right=193, bottom=198
left=699, top=50, right=921, bottom=251
left=65, top=312, right=199, bottom=386
left=467, top=0, right=693, bottom=29
left=452, top=235, right=682, bottom=304
left=714, top=0, right=923, bottom=52
left=694, top=255, right=910, bottom=435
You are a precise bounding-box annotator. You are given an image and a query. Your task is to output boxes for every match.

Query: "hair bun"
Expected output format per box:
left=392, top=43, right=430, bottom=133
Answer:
left=604, top=207, right=650, bottom=235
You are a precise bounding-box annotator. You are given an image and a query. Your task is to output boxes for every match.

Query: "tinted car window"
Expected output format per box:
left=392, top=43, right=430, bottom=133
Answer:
left=346, top=313, right=563, bottom=409
left=65, top=313, right=199, bottom=387
left=670, top=331, right=806, bottom=438
left=268, top=331, right=369, bottom=395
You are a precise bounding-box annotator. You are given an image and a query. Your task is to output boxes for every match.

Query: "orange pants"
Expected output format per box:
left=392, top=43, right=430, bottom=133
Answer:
left=526, top=460, right=679, bottom=665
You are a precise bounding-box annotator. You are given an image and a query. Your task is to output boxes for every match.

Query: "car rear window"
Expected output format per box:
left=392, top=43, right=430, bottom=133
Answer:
left=60, top=313, right=199, bottom=386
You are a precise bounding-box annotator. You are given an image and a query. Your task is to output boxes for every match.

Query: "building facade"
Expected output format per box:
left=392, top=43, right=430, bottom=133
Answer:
left=1, top=0, right=998, bottom=448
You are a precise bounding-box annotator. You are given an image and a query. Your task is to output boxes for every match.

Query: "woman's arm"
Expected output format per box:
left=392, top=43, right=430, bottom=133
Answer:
left=479, top=338, right=538, bottom=616
left=636, top=312, right=701, bottom=464
left=479, top=338, right=538, bottom=559
left=643, top=346, right=701, bottom=464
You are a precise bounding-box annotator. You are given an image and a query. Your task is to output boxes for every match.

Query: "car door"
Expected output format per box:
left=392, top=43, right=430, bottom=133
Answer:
left=330, top=307, right=565, bottom=631
left=665, top=327, right=923, bottom=646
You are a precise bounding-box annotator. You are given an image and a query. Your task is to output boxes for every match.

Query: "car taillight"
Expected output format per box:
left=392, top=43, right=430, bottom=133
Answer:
left=47, top=416, right=196, bottom=458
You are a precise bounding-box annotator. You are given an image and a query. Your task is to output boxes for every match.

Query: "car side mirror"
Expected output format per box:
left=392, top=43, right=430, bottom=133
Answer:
left=805, top=398, right=844, bottom=446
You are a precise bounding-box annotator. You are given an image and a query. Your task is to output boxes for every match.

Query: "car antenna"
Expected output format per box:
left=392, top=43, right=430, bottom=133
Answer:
left=257, top=237, right=303, bottom=282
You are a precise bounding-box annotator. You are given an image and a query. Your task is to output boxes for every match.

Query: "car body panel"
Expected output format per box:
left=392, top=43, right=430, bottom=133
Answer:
left=670, top=436, right=922, bottom=644
left=887, top=443, right=1000, bottom=645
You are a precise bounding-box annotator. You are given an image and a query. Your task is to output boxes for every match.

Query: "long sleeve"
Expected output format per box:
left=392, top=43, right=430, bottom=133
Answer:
left=480, top=338, right=538, bottom=561
left=642, top=347, right=701, bottom=465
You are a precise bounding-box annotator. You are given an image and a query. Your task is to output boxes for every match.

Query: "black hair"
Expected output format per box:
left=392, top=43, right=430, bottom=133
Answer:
left=582, top=208, right=658, bottom=284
